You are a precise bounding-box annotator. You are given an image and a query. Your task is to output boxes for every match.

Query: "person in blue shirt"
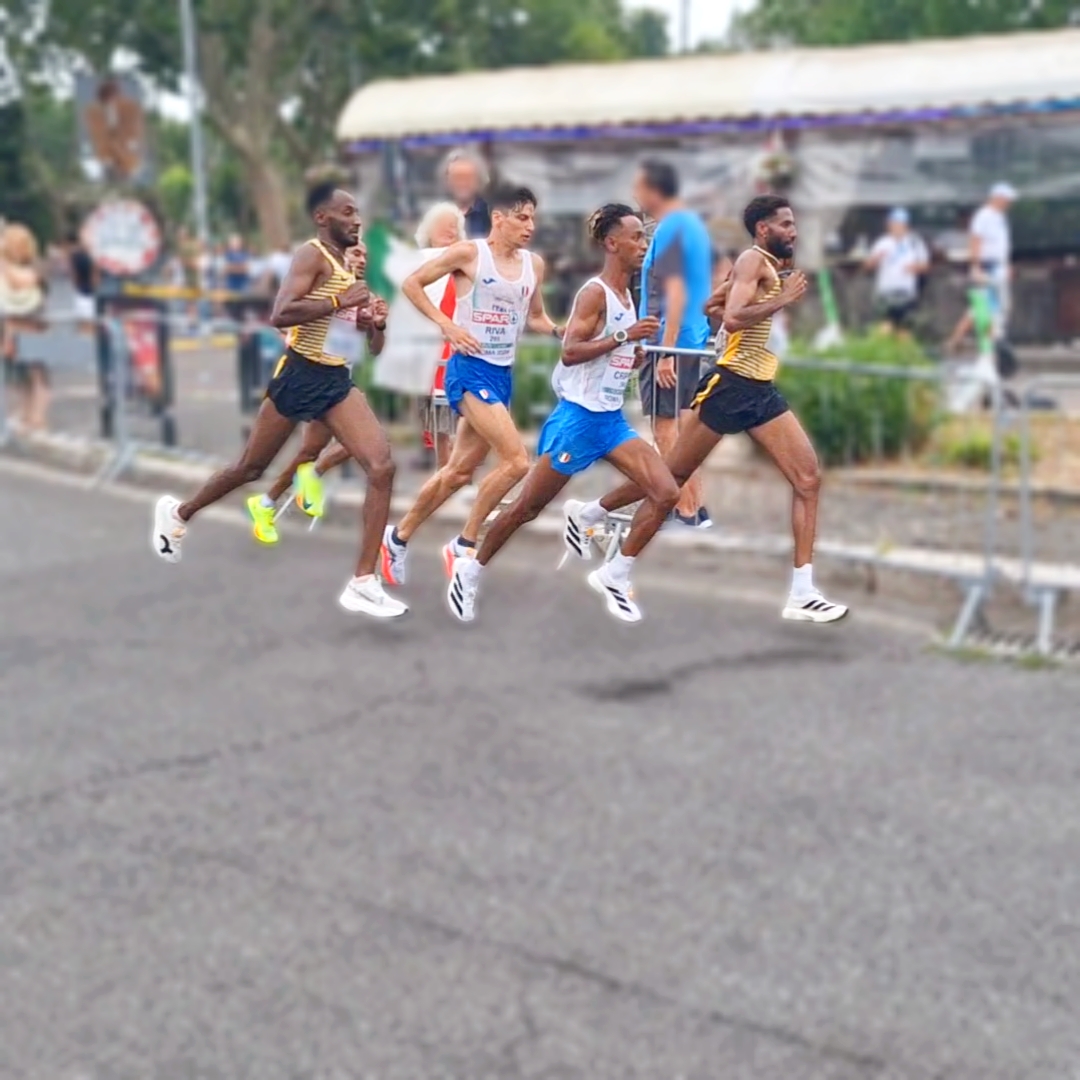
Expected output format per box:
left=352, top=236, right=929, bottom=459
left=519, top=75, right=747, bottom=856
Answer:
left=633, top=159, right=714, bottom=529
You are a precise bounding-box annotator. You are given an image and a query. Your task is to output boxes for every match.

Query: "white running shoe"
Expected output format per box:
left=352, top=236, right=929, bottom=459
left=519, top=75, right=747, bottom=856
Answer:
left=379, top=525, right=408, bottom=586
left=151, top=495, right=186, bottom=563
left=339, top=576, right=409, bottom=619
left=447, top=557, right=480, bottom=623
left=587, top=566, right=642, bottom=624
left=782, top=592, right=849, bottom=624
left=562, top=499, right=602, bottom=563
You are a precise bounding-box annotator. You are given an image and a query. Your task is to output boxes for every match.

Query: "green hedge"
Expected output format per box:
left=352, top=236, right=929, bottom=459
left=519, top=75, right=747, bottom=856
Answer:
left=777, top=333, right=940, bottom=467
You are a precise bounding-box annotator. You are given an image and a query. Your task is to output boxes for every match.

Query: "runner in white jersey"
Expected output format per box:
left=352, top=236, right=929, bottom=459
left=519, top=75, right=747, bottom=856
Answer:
left=379, top=185, right=563, bottom=587
left=446, top=203, right=681, bottom=624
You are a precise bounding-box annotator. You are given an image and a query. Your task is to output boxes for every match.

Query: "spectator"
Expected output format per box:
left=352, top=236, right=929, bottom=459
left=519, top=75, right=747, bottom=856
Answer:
left=443, top=148, right=491, bottom=239
left=947, top=182, right=1018, bottom=354
left=67, top=230, right=97, bottom=329
left=223, top=233, right=250, bottom=325
left=0, top=222, right=50, bottom=432
left=633, top=159, right=714, bottom=529
left=375, top=202, right=468, bottom=468
left=865, top=208, right=929, bottom=336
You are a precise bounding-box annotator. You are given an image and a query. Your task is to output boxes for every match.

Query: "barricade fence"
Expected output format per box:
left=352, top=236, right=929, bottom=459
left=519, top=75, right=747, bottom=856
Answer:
left=4, top=308, right=1079, bottom=652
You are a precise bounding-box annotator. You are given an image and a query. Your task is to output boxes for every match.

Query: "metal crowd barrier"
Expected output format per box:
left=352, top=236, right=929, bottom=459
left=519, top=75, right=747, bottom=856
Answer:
left=6, top=306, right=1080, bottom=654
left=1014, top=374, right=1080, bottom=653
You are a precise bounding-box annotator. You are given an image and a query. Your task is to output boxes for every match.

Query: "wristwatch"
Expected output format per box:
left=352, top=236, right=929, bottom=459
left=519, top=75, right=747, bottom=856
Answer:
left=612, top=329, right=629, bottom=345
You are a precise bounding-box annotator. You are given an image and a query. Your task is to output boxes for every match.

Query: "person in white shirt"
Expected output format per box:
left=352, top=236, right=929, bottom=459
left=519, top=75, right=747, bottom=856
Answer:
left=379, top=185, right=563, bottom=590
left=947, top=182, right=1018, bottom=352
left=865, top=207, right=929, bottom=335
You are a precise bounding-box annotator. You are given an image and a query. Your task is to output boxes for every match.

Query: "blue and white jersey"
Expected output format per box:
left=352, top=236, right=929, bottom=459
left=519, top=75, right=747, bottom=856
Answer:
left=551, top=277, right=637, bottom=413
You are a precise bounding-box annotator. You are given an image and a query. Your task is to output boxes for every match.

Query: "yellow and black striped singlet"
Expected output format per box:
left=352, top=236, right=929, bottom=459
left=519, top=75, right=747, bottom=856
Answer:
left=716, top=246, right=782, bottom=382
left=289, top=238, right=355, bottom=366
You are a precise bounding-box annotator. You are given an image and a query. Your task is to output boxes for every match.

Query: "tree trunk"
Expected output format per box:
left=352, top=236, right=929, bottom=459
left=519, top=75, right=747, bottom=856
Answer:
left=245, top=153, right=290, bottom=250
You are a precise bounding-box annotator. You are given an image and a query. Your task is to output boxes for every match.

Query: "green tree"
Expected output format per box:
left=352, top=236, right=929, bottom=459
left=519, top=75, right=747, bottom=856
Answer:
left=157, top=163, right=194, bottom=227
left=732, top=0, right=1080, bottom=47
left=624, top=8, right=670, bottom=56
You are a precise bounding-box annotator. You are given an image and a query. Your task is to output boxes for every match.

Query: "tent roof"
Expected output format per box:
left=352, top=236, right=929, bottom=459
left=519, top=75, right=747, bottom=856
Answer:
left=336, top=28, right=1080, bottom=146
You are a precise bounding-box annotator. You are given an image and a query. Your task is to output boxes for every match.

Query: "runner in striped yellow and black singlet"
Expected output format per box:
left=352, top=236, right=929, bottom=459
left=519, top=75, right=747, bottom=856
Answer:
left=149, top=182, right=408, bottom=620
left=590, top=194, right=849, bottom=625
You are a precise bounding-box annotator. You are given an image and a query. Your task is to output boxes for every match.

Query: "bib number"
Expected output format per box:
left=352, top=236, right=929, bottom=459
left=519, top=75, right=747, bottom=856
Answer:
left=324, top=307, right=364, bottom=367
left=599, top=345, right=636, bottom=406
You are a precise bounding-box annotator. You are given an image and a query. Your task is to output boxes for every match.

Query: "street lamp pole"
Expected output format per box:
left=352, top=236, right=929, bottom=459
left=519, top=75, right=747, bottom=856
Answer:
left=681, top=0, right=691, bottom=52
left=179, top=0, right=209, bottom=248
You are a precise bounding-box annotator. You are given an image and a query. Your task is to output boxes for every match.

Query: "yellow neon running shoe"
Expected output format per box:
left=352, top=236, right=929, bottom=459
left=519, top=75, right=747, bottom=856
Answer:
left=293, top=462, right=325, bottom=519
left=246, top=495, right=280, bottom=545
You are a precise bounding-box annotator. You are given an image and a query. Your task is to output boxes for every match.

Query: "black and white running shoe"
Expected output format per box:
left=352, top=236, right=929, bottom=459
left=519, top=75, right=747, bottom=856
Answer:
left=561, top=498, right=603, bottom=564
left=587, top=566, right=642, bottom=624
left=782, top=592, right=849, bottom=624
left=447, top=557, right=479, bottom=623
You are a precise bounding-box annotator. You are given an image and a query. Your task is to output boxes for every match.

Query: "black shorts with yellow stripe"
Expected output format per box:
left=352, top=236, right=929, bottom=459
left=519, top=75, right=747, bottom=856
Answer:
left=265, top=347, right=353, bottom=422
left=691, top=366, right=790, bottom=436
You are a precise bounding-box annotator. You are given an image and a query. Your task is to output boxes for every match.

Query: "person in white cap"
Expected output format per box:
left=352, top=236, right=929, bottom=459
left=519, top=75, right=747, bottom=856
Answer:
left=947, top=182, right=1018, bottom=352
left=865, top=207, right=929, bottom=336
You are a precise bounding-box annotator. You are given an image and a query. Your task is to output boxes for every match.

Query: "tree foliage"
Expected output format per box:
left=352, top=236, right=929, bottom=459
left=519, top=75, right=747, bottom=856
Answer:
left=8, top=0, right=670, bottom=244
left=732, top=0, right=1080, bottom=47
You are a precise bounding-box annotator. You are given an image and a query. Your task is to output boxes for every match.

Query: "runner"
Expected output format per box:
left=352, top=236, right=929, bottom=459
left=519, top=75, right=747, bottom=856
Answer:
left=445, top=203, right=676, bottom=624
left=379, top=185, right=562, bottom=587
left=574, top=195, right=849, bottom=624
left=149, top=182, right=407, bottom=619
left=247, top=241, right=387, bottom=539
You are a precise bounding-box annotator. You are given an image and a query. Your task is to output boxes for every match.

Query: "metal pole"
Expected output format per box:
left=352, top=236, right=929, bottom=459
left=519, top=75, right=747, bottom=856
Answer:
left=179, top=0, right=209, bottom=250
left=681, top=0, right=691, bottom=52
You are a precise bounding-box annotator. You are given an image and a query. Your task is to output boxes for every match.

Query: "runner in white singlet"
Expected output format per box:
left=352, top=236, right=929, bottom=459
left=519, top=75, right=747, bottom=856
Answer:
left=379, top=185, right=563, bottom=591
left=445, top=203, right=682, bottom=625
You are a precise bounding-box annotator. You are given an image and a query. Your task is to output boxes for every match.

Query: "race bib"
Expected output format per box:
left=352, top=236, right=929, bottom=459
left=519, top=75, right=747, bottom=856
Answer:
left=324, top=306, right=365, bottom=367
left=471, top=307, right=520, bottom=362
left=599, top=344, right=636, bottom=406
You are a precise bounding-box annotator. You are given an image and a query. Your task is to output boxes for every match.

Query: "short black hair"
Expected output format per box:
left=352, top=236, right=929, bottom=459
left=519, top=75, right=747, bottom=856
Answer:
left=488, top=184, right=538, bottom=213
left=588, top=203, right=639, bottom=244
left=638, top=159, right=679, bottom=199
left=306, top=181, right=340, bottom=217
left=743, top=195, right=791, bottom=238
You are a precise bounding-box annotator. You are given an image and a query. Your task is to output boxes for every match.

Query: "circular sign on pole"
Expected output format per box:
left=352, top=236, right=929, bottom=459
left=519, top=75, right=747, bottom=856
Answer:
left=81, top=198, right=163, bottom=277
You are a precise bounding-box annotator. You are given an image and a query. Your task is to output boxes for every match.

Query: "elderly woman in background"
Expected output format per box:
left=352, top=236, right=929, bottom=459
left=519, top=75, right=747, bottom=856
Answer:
left=375, top=201, right=466, bottom=469
left=0, top=223, right=50, bottom=433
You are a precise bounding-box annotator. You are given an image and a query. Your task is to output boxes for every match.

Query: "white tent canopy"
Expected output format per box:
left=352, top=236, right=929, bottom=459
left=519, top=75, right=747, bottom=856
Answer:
left=336, top=28, right=1080, bottom=144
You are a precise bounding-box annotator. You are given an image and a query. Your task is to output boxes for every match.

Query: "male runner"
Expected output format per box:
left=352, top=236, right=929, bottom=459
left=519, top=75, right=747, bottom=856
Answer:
left=565, top=195, right=848, bottom=624
left=149, top=182, right=407, bottom=619
left=379, top=185, right=562, bottom=586
left=248, top=241, right=388, bottom=540
left=445, top=203, right=676, bottom=623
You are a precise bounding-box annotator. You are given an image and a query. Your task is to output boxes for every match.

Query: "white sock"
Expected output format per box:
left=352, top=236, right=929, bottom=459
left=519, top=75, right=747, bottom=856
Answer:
left=608, top=552, right=635, bottom=580
left=791, top=563, right=814, bottom=597
left=259, top=494, right=275, bottom=509
left=579, top=499, right=607, bottom=527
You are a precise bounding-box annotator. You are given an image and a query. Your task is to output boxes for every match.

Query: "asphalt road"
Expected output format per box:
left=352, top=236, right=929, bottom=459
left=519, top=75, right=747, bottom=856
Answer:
left=4, top=463, right=1080, bottom=1080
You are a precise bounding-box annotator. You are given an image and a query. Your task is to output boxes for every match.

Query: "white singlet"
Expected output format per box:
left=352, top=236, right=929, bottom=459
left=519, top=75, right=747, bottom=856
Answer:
left=454, top=240, right=536, bottom=367
left=551, top=277, right=637, bottom=413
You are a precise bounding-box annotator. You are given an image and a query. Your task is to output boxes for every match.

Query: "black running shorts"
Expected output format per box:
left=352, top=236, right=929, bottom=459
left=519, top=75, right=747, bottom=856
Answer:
left=692, top=367, right=790, bottom=436
left=266, top=347, right=353, bottom=423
